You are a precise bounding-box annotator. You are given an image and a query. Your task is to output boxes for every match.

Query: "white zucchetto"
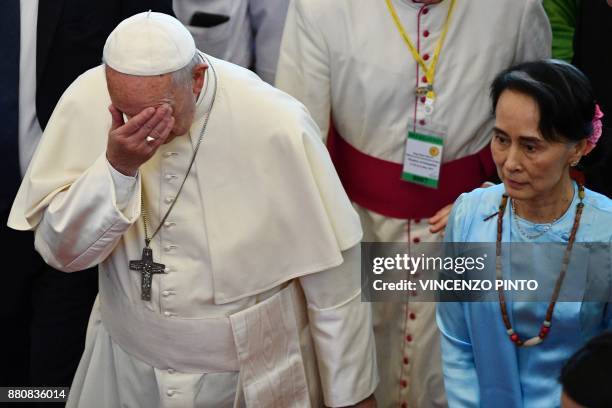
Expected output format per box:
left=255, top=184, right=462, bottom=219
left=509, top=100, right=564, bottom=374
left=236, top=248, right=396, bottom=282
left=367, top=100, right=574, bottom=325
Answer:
left=103, top=11, right=196, bottom=76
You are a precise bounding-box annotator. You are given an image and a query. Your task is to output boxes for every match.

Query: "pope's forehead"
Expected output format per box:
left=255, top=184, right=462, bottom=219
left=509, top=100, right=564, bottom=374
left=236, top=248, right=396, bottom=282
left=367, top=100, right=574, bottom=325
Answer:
left=105, top=66, right=173, bottom=92
left=105, top=66, right=175, bottom=114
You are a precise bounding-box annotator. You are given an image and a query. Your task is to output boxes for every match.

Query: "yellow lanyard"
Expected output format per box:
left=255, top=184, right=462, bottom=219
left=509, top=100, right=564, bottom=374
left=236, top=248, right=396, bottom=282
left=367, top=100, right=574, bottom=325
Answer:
left=385, top=0, right=456, bottom=100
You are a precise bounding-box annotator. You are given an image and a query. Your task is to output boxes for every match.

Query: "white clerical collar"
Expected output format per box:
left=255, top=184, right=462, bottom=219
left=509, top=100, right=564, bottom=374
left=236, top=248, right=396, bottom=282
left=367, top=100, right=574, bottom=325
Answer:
left=194, top=52, right=216, bottom=119
left=190, top=51, right=218, bottom=145
left=189, top=52, right=218, bottom=147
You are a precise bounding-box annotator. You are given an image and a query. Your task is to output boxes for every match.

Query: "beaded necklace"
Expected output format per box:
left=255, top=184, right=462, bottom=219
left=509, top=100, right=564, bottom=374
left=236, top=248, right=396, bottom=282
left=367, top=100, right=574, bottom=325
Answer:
left=495, top=184, right=585, bottom=347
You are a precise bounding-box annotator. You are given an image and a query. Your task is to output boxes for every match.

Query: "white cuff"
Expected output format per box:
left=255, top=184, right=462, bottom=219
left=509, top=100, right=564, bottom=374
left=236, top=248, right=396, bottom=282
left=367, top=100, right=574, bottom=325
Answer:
left=106, top=160, right=139, bottom=213
left=309, top=294, right=378, bottom=407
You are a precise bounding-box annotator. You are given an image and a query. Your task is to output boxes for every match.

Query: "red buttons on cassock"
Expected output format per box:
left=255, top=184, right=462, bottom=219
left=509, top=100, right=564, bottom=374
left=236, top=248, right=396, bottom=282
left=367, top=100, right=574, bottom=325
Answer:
left=413, top=237, right=421, bottom=244
left=406, top=335, right=413, bottom=342
left=420, top=96, right=426, bottom=103
left=422, top=7, right=429, bottom=14
left=414, top=219, right=421, bottom=224
left=423, top=53, right=430, bottom=61
left=401, top=379, right=408, bottom=388
left=401, top=403, right=408, bottom=408
left=410, top=312, right=416, bottom=320
left=419, top=119, right=426, bottom=126
left=403, top=357, right=410, bottom=365
left=421, top=75, right=428, bottom=83
left=423, top=30, right=430, bottom=37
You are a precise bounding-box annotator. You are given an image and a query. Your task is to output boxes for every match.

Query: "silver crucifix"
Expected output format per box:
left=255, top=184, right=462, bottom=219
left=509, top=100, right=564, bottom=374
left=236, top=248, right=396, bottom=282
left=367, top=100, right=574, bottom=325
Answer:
left=129, top=247, right=166, bottom=301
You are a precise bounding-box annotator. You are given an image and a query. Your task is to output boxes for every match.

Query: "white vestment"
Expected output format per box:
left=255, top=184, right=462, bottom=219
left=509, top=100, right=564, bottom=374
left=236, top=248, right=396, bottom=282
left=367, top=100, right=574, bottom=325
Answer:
left=174, top=0, right=290, bottom=84
left=275, top=0, right=551, bottom=406
left=9, top=54, right=378, bottom=407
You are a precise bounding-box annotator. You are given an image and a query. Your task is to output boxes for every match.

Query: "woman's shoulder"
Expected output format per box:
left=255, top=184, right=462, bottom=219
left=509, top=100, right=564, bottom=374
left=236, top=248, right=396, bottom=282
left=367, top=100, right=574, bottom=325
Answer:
left=583, top=189, right=612, bottom=242
left=582, top=188, right=612, bottom=242
left=584, top=188, right=612, bottom=215
left=455, top=184, right=505, bottom=216
left=447, top=184, right=505, bottom=242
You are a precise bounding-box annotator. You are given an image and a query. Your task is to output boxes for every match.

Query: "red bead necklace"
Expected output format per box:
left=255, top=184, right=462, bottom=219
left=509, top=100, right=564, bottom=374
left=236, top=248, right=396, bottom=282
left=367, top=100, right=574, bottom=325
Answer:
left=495, top=185, right=584, bottom=347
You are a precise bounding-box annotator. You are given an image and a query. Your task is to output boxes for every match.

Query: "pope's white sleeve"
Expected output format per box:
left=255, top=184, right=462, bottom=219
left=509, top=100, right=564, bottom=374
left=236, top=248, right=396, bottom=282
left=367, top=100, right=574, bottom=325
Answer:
left=106, top=159, right=139, bottom=212
left=298, top=244, right=379, bottom=407
left=34, top=153, right=141, bottom=272
left=514, top=0, right=552, bottom=63
left=275, top=0, right=331, bottom=142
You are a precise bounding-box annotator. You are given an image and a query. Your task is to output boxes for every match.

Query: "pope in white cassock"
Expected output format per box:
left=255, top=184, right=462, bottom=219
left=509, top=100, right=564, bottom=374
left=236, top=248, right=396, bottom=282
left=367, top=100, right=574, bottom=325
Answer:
left=8, top=12, right=378, bottom=408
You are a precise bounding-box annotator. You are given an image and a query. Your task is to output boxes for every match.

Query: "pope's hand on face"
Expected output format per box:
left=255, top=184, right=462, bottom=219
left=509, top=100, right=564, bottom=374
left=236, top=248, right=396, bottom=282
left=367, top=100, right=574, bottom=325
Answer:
left=106, top=104, right=175, bottom=176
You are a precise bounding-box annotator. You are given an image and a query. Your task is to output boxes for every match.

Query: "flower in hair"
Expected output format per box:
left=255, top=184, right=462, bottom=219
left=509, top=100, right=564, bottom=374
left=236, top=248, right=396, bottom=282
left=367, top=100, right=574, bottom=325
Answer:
left=588, top=104, right=604, bottom=147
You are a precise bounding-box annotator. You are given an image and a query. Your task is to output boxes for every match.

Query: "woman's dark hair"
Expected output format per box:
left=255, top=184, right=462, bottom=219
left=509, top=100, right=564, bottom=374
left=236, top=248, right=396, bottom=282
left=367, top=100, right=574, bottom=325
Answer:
left=490, top=59, right=596, bottom=144
left=559, top=331, right=612, bottom=407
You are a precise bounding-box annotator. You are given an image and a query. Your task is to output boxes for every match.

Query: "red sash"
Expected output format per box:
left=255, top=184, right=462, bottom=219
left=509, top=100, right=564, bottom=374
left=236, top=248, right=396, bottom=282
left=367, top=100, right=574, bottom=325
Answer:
left=327, top=125, right=497, bottom=219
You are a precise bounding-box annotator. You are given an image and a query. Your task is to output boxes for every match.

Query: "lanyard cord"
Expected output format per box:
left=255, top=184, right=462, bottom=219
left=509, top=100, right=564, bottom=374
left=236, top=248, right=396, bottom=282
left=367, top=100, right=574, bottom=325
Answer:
left=385, top=0, right=456, bottom=98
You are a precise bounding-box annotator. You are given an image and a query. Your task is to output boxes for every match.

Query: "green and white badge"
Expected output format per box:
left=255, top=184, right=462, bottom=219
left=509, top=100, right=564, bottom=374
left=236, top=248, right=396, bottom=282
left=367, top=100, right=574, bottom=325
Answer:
left=401, top=121, right=446, bottom=188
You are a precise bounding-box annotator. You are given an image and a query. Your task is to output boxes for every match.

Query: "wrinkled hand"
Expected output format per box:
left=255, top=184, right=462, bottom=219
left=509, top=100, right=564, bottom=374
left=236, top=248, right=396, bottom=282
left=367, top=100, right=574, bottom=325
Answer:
left=340, top=394, right=376, bottom=408
left=106, top=104, right=175, bottom=176
left=427, top=182, right=495, bottom=234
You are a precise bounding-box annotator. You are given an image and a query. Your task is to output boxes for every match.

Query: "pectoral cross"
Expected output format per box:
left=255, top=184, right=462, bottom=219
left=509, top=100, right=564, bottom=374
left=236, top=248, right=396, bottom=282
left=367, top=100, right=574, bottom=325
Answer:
left=129, top=247, right=166, bottom=301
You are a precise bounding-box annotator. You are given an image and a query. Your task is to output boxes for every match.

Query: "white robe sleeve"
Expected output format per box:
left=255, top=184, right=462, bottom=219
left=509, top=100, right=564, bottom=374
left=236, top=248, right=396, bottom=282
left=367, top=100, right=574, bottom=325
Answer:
left=106, top=160, right=138, bottom=212
left=514, top=0, right=552, bottom=62
left=34, top=153, right=141, bottom=272
left=299, top=244, right=378, bottom=407
left=275, top=0, right=331, bottom=142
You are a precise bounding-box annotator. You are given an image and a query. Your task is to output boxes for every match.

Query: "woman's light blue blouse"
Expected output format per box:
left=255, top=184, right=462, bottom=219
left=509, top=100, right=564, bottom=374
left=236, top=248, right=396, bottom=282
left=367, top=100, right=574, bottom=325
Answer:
left=437, top=183, right=612, bottom=407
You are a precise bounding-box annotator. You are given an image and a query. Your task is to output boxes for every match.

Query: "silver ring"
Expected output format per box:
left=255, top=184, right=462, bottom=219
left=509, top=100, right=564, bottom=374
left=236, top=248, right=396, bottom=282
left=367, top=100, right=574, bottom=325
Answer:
left=146, top=136, right=156, bottom=143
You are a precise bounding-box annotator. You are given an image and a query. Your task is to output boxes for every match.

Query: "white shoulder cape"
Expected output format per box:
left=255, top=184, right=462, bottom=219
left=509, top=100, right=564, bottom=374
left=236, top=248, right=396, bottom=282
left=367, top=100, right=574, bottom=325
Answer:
left=9, top=54, right=362, bottom=303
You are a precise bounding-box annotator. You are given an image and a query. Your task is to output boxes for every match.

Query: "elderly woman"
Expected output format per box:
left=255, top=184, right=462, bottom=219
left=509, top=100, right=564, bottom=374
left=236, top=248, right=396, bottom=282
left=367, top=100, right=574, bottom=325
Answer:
left=437, top=60, right=612, bottom=407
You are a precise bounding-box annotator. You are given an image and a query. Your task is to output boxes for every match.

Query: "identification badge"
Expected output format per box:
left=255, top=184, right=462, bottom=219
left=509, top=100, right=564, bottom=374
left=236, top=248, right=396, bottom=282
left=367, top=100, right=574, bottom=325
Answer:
left=401, top=121, right=445, bottom=189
